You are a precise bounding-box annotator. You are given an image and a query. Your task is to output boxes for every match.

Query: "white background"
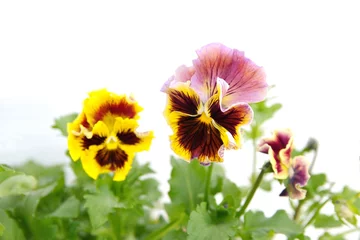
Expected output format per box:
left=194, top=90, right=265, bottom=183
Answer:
left=1, top=1, right=360, bottom=238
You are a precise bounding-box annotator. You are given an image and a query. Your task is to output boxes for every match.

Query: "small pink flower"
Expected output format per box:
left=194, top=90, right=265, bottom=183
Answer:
left=259, top=129, right=310, bottom=200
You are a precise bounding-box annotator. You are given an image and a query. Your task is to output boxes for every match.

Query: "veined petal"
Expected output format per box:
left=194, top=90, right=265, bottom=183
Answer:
left=161, top=65, right=195, bottom=92
left=113, top=117, right=154, bottom=152
left=258, top=129, right=293, bottom=173
left=83, top=89, right=143, bottom=126
left=191, top=43, right=233, bottom=103
left=281, top=156, right=310, bottom=200
left=269, top=148, right=290, bottom=179
left=167, top=111, right=228, bottom=163
left=164, top=83, right=202, bottom=117
left=207, top=92, right=253, bottom=148
left=190, top=43, right=267, bottom=107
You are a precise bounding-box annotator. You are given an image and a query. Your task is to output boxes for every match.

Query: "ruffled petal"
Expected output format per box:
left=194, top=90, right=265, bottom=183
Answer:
left=113, top=117, right=154, bottom=152
left=161, top=65, right=195, bottom=92
left=207, top=90, right=253, bottom=148
left=190, top=43, right=267, bottom=108
left=284, top=156, right=310, bottom=200
left=167, top=111, right=229, bottom=163
left=83, top=89, right=143, bottom=126
left=67, top=112, right=92, bottom=161
left=164, top=83, right=202, bottom=117
left=191, top=43, right=233, bottom=103
left=258, top=129, right=293, bottom=179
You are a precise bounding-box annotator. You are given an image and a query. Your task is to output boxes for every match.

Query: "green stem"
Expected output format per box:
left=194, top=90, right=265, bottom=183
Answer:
left=236, top=162, right=271, bottom=218
left=304, top=198, right=331, bottom=228
left=204, top=163, right=214, bottom=207
left=293, top=200, right=305, bottom=221
left=144, top=214, right=185, bottom=240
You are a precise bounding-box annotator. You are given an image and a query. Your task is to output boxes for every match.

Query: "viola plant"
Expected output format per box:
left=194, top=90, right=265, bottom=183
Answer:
left=0, top=44, right=359, bottom=240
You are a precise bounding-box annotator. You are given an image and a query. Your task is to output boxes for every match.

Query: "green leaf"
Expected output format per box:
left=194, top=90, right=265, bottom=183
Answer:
left=0, top=209, right=26, bottom=240
left=0, top=164, right=14, bottom=172
left=242, top=210, right=303, bottom=239
left=49, top=196, right=80, bottom=218
left=0, top=223, right=4, bottom=236
left=187, top=202, right=239, bottom=240
left=319, top=232, right=345, bottom=240
left=0, top=174, right=37, bottom=197
left=15, top=161, right=64, bottom=188
left=0, top=167, right=37, bottom=197
left=163, top=230, right=187, bottom=240
left=221, top=179, right=242, bottom=209
left=210, top=164, right=225, bottom=194
left=250, top=100, right=282, bottom=126
left=52, top=113, right=78, bottom=136
left=305, top=173, right=327, bottom=198
left=168, top=157, right=206, bottom=216
left=314, top=214, right=342, bottom=229
left=84, top=190, right=122, bottom=229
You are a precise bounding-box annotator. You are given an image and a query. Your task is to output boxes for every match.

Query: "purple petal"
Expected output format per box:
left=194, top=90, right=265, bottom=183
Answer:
left=287, top=156, right=310, bottom=200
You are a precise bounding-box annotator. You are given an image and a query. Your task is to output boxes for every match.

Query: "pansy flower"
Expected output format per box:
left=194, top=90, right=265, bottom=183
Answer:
left=161, top=43, right=268, bottom=165
left=259, top=129, right=310, bottom=200
left=68, top=89, right=153, bottom=181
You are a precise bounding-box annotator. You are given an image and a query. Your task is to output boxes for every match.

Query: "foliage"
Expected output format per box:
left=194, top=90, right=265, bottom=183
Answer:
left=1, top=98, right=359, bottom=240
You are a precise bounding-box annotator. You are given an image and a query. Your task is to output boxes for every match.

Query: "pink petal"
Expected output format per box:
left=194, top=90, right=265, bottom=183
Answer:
left=190, top=43, right=267, bottom=108
left=161, top=65, right=195, bottom=92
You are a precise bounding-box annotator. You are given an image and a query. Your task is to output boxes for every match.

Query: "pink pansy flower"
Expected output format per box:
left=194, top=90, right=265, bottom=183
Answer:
left=162, top=43, right=268, bottom=165
left=259, top=129, right=310, bottom=200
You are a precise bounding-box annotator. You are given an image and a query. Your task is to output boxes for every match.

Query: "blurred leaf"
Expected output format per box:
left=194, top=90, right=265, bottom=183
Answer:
left=49, top=196, right=80, bottom=218
left=163, top=230, right=187, bottom=240
left=314, top=214, right=342, bottom=229
left=0, top=164, right=14, bottom=172
left=167, top=157, right=206, bottom=217
left=84, top=190, right=123, bottom=229
left=52, top=113, right=78, bottom=136
left=221, top=179, right=242, bottom=209
left=305, top=173, right=327, bottom=198
left=187, top=202, right=239, bottom=240
left=241, top=210, right=302, bottom=239
left=250, top=100, right=282, bottom=126
left=15, top=161, right=64, bottom=187
left=319, top=232, right=345, bottom=240
left=0, top=170, right=37, bottom=197
left=0, top=209, right=26, bottom=240
left=210, top=164, right=225, bottom=194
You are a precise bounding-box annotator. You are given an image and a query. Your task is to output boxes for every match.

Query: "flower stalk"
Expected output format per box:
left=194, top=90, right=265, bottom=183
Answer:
left=236, top=162, right=271, bottom=218
left=204, top=163, right=214, bottom=207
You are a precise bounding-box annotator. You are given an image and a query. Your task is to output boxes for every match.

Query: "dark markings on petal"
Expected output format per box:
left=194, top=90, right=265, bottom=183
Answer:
left=168, top=89, right=199, bottom=115
left=208, top=97, right=248, bottom=137
left=82, top=134, right=106, bottom=149
left=279, top=188, right=289, bottom=197
left=177, top=115, right=223, bottom=161
left=117, top=130, right=141, bottom=145
left=81, top=114, right=90, bottom=129
left=95, top=147, right=128, bottom=170
left=94, top=100, right=137, bottom=123
left=292, top=164, right=309, bottom=186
